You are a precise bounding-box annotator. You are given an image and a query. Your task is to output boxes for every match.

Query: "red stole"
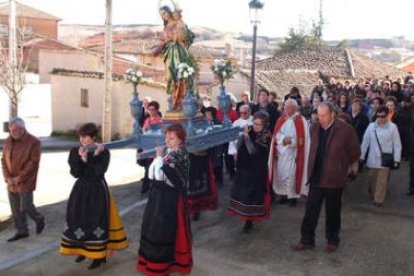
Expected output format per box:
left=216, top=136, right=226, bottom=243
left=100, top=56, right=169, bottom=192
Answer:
left=269, top=113, right=306, bottom=194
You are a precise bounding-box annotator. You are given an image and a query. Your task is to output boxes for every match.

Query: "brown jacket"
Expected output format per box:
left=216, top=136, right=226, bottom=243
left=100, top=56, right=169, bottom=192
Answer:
left=308, top=119, right=360, bottom=188
left=1, top=131, right=41, bottom=192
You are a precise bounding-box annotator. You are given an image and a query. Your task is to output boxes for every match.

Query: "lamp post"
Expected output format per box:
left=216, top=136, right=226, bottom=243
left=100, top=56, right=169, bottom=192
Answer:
left=248, top=0, right=263, bottom=102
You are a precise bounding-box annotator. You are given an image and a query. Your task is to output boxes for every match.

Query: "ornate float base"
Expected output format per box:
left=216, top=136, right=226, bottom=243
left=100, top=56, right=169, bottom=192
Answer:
left=106, top=112, right=242, bottom=160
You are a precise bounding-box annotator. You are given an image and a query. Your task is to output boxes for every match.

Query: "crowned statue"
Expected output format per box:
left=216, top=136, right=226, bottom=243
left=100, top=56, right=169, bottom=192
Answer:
left=153, top=0, right=196, bottom=113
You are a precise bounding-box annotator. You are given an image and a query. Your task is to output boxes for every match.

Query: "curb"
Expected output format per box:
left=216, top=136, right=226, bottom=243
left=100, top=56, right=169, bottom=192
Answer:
left=0, top=217, right=12, bottom=232
left=0, top=141, right=79, bottom=152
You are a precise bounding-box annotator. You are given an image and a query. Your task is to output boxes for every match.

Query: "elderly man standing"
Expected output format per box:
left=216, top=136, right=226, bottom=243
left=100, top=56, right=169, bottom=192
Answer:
left=1, top=117, right=45, bottom=242
left=269, top=99, right=310, bottom=207
left=292, top=103, right=360, bottom=254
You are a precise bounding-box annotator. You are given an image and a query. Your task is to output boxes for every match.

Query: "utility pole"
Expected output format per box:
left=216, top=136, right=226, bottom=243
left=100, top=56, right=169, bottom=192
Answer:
left=8, top=0, right=17, bottom=119
left=102, top=0, right=112, bottom=142
left=317, top=0, right=324, bottom=39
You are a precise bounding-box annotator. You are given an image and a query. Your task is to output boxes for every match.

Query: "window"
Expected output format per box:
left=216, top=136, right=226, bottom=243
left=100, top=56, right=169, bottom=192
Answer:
left=0, top=24, right=8, bottom=37
left=22, top=26, right=33, bottom=37
left=80, top=88, right=89, bottom=108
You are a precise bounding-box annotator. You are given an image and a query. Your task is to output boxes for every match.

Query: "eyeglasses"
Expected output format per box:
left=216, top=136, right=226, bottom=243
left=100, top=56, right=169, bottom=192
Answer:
left=376, top=114, right=386, bottom=119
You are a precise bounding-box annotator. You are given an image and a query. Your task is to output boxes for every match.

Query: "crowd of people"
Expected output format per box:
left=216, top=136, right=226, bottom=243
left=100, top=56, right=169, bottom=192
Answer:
left=2, top=72, right=413, bottom=275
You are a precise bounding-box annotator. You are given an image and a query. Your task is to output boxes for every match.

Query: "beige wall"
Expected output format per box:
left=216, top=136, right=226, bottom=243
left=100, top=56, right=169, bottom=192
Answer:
left=0, top=16, right=58, bottom=38
left=39, top=50, right=102, bottom=83
left=51, top=75, right=167, bottom=138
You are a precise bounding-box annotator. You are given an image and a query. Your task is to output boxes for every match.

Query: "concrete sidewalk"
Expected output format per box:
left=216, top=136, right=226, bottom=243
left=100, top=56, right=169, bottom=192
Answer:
left=0, top=148, right=143, bottom=223
left=0, top=136, right=79, bottom=152
left=0, top=161, right=414, bottom=275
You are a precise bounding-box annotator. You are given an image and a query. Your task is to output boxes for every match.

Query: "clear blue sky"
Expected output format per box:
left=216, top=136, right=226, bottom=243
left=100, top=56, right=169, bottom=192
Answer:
left=18, top=0, right=414, bottom=40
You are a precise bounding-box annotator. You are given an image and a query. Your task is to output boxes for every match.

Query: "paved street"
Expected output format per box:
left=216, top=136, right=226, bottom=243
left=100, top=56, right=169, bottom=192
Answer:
left=0, top=151, right=413, bottom=275
left=0, top=148, right=142, bottom=223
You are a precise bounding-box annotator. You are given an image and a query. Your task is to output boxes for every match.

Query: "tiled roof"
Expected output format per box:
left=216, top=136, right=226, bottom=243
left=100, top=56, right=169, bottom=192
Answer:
left=0, top=1, right=60, bottom=21
left=396, top=56, right=414, bottom=72
left=241, top=69, right=320, bottom=95
left=256, top=48, right=405, bottom=79
left=80, top=30, right=230, bottom=58
left=50, top=68, right=166, bottom=89
left=351, top=52, right=405, bottom=79
left=23, top=37, right=75, bottom=50
left=80, top=30, right=160, bottom=52
left=256, top=48, right=350, bottom=78
left=402, top=64, right=414, bottom=72
left=251, top=48, right=406, bottom=95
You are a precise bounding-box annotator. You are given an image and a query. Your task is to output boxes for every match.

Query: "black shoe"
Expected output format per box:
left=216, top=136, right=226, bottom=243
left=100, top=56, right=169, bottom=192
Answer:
left=88, top=258, right=106, bottom=270
left=243, top=221, right=253, bottom=234
left=7, top=233, right=29, bottom=242
left=75, top=255, right=86, bottom=263
left=289, top=199, right=297, bottom=207
left=141, top=179, right=150, bottom=194
left=278, top=196, right=288, bottom=205
left=193, top=212, right=201, bottom=221
left=36, top=219, right=45, bottom=234
left=406, top=190, right=414, bottom=196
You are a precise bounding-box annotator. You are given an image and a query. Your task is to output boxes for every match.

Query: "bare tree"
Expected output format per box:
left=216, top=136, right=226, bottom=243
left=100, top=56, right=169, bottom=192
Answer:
left=0, top=30, right=29, bottom=119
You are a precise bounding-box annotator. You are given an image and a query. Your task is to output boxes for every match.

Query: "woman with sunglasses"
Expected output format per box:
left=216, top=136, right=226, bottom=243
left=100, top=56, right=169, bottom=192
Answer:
left=360, top=106, right=402, bottom=206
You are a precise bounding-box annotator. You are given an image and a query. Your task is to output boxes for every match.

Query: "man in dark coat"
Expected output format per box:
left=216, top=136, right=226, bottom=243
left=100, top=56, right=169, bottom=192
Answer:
left=406, top=103, right=414, bottom=195
left=251, top=88, right=280, bottom=131
left=349, top=98, right=369, bottom=143
left=236, top=91, right=255, bottom=116
left=397, top=97, right=413, bottom=161
left=292, top=103, right=360, bottom=254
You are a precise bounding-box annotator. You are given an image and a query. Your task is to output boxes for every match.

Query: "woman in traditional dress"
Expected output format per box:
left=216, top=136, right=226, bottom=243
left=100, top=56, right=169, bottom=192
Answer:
left=60, top=123, right=128, bottom=270
left=137, top=124, right=192, bottom=276
left=228, top=111, right=272, bottom=233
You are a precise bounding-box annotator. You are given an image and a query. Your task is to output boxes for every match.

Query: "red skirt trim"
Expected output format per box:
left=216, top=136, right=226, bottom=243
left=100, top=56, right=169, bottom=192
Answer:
left=227, top=176, right=271, bottom=222
left=136, top=197, right=193, bottom=275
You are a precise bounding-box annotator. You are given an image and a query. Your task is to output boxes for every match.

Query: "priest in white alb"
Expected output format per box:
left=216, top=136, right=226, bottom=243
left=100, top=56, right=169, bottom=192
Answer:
left=268, top=99, right=310, bottom=206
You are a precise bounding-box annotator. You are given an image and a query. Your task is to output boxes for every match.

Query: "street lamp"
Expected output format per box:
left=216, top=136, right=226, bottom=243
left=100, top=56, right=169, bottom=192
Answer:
left=248, top=0, right=263, bottom=101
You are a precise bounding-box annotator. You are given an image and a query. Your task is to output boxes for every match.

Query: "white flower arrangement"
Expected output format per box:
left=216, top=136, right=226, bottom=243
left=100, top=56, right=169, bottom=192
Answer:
left=211, top=59, right=234, bottom=85
left=124, top=68, right=143, bottom=85
left=177, top=63, right=195, bottom=81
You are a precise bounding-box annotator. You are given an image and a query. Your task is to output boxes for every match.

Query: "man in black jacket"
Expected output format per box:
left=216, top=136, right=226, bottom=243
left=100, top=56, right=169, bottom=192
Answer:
left=236, top=91, right=255, bottom=116
left=251, top=88, right=280, bottom=131
left=349, top=98, right=369, bottom=143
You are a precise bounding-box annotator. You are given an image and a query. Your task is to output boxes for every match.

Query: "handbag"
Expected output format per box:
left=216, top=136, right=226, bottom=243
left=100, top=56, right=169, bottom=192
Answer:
left=374, top=129, right=394, bottom=168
